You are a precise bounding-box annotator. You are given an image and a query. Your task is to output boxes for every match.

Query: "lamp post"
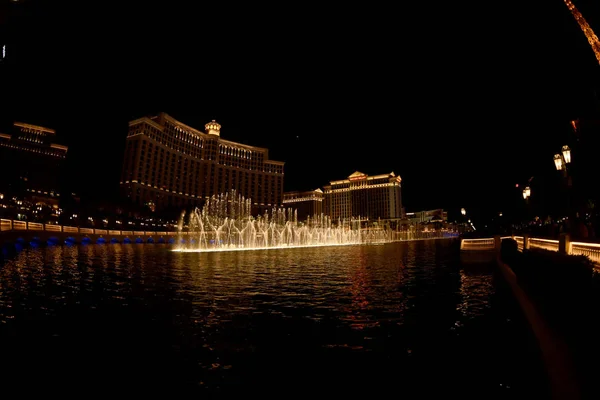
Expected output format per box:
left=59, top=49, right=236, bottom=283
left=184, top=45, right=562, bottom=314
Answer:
left=522, top=186, right=532, bottom=229
left=554, top=144, right=573, bottom=225
left=554, top=145, right=572, bottom=180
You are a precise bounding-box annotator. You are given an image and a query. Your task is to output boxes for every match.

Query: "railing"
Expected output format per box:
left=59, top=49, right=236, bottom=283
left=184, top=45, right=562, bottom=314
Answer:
left=27, top=222, right=44, bottom=231
left=44, top=224, right=61, bottom=232
left=0, top=218, right=176, bottom=237
left=570, top=241, right=600, bottom=264
left=460, top=238, right=495, bottom=250
left=0, top=219, right=457, bottom=240
left=529, top=238, right=560, bottom=252
left=13, top=221, right=26, bottom=230
left=513, top=236, right=524, bottom=251
left=0, top=219, right=12, bottom=231
left=461, top=234, right=600, bottom=266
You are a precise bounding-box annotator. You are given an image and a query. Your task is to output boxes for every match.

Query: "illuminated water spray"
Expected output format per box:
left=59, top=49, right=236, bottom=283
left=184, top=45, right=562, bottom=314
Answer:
left=564, top=0, right=600, bottom=65
left=173, top=190, right=395, bottom=252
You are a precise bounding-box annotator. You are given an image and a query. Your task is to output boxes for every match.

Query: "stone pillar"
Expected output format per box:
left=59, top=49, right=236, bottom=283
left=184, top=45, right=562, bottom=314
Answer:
left=559, top=233, right=571, bottom=255
left=494, top=235, right=502, bottom=253
left=523, top=234, right=530, bottom=250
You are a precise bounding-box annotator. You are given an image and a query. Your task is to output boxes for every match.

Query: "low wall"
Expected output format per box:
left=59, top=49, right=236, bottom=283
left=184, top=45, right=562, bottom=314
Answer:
left=461, top=234, right=600, bottom=265
left=1, top=218, right=460, bottom=248
left=0, top=230, right=178, bottom=246
left=0, top=218, right=188, bottom=248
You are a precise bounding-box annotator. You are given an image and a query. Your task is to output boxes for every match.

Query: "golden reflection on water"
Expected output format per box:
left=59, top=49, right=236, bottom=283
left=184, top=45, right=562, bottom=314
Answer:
left=0, top=240, right=489, bottom=352
left=0, top=238, right=516, bottom=394
left=350, top=252, right=371, bottom=310
left=456, top=267, right=494, bottom=319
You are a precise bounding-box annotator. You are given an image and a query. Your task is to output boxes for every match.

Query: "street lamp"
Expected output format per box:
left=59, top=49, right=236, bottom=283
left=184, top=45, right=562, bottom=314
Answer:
left=461, top=208, right=466, bottom=216
left=562, top=145, right=571, bottom=164
left=553, top=144, right=574, bottom=224
left=553, top=154, right=563, bottom=171
left=554, top=145, right=571, bottom=171
left=523, top=186, right=531, bottom=199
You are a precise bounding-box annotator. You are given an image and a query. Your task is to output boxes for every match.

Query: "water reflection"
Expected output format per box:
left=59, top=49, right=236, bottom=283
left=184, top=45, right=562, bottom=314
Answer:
left=0, top=240, right=542, bottom=396
left=457, top=267, right=495, bottom=318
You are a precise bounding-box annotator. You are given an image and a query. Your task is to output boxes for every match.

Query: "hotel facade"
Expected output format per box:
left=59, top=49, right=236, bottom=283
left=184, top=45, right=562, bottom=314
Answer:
left=323, top=171, right=403, bottom=222
left=284, top=171, right=403, bottom=224
left=0, top=122, right=68, bottom=203
left=120, top=113, right=284, bottom=213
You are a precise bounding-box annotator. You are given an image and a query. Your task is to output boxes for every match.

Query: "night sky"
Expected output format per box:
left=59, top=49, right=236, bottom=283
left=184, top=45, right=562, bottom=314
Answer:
left=1, top=0, right=599, bottom=221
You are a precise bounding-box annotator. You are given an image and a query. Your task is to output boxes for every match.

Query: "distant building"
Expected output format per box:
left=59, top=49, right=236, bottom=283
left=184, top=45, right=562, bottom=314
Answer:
left=0, top=122, right=68, bottom=203
left=323, top=171, right=403, bottom=223
left=405, top=209, right=447, bottom=224
left=282, top=188, right=324, bottom=221
left=120, top=112, right=285, bottom=214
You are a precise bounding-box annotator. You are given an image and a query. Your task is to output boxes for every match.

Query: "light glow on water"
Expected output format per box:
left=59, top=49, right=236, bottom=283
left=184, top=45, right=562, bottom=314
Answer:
left=173, top=241, right=378, bottom=253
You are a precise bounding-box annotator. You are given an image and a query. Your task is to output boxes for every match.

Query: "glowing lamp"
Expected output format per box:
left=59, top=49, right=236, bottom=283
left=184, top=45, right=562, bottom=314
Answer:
left=525, top=186, right=531, bottom=198
left=522, top=190, right=527, bottom=199
left=460, top=208, right=466, bottom=216
left=562, top=145, right=571, bottom=164
left=553, top=154, right=563, bottom=171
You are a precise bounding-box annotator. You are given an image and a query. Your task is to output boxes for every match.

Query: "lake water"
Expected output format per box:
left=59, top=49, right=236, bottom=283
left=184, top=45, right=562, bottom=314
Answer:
left=0, top=239, right=548, bottom=397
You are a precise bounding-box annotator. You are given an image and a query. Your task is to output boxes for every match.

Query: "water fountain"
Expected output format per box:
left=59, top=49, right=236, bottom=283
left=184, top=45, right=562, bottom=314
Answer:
left=173, top=190, right=395, bottom=252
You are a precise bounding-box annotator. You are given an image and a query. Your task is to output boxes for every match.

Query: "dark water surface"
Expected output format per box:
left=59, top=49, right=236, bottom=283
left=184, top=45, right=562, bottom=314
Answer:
left=0, top=240, right=548, bottom=398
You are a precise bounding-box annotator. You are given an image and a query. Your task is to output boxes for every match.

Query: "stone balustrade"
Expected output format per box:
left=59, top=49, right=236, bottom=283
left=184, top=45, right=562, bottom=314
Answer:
left=461, top=234, right=600, bottom=264
left=0, top=218, right=174, bottom=237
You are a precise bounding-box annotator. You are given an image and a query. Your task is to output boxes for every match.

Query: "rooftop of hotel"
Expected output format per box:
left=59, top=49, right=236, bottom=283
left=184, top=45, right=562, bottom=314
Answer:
left=129, top=112, right=283, bottom=158
left=14, top=122, right=56, bottom=135
left=329, top=171, right=401, bottom=185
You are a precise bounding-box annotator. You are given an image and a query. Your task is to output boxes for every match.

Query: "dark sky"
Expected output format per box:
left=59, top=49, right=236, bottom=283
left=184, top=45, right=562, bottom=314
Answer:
left=1, top=0, right=599, bottom=220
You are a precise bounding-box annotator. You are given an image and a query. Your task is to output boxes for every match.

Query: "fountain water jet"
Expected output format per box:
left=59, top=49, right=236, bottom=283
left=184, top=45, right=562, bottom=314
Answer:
left=173, top=190, right=395, bottom=252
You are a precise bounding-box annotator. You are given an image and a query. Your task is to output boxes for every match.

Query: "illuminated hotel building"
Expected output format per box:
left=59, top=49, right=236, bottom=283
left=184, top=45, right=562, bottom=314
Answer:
left=282, top=189, right=324, bottom=221
left=323, top=171, right=403, bottom=222
left=120, top=112, right=284, bottom=213
left=0, top=122, right=68, bottom=202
